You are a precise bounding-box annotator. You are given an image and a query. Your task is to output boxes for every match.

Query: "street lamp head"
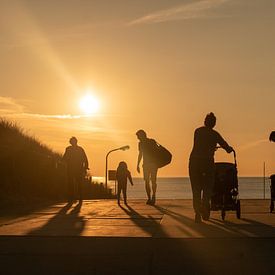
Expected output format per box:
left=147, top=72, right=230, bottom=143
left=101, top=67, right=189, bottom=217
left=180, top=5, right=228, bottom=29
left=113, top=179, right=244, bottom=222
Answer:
left=119, top=145, right=130, bottom=151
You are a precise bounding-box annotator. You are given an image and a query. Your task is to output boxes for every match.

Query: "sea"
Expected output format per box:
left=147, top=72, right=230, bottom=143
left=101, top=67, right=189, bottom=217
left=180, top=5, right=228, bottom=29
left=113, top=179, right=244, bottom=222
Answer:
left=94, top=177, right=273, bottom=199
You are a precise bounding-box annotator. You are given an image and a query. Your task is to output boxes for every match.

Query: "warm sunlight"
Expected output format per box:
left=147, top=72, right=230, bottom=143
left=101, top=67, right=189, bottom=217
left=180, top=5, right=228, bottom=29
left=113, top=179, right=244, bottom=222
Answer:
left=79, top=93, right=100, bottom=115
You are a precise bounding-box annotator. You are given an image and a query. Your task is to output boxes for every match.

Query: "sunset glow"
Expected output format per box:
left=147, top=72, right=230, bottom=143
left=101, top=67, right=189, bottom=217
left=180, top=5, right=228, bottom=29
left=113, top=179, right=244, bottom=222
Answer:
left=79, top=93, right=100, bottom=115
left=0, top=0, right=274, bottom=177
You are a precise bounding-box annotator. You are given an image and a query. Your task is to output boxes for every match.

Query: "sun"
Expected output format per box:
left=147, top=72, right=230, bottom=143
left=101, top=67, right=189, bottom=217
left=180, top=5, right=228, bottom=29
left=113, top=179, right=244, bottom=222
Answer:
left=79, top=94, right=100, bottom=115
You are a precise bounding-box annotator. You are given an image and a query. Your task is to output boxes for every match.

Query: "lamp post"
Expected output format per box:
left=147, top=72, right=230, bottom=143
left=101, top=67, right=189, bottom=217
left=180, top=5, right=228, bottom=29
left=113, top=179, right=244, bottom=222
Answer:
left=105, top=145, right=130, bottom=190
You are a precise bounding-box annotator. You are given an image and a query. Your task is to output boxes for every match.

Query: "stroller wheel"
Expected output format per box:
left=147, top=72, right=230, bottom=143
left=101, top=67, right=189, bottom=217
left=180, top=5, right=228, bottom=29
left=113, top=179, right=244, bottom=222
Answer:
left=270, top=201, right=274, bottom=213
left=236, top=200, right=241, bottom=219
left=221, top=209, right=226, bottom=221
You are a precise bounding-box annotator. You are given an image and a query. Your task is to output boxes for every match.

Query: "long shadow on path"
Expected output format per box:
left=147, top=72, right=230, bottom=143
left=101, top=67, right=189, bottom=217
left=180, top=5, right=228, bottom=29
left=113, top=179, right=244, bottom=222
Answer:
left=2, top=201, right=275, bottom=274
left=153, top=204, right=275, bottom=238
left=118, top=203, right=164, bottom=237
left=27, top=201, right=86, bottom=236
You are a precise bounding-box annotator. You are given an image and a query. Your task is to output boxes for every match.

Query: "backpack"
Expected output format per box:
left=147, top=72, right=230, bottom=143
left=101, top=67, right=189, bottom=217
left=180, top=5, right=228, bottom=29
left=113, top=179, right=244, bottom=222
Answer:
left=154, top=142, right=172, bottom=168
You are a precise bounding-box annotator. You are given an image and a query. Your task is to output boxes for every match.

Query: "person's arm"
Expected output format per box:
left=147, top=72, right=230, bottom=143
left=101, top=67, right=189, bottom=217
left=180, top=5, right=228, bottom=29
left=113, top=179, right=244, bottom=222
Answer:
left=82, top=148, right=89, bottom=170
left=217, top=132, right=233, bottom=153
left=62, top=147, right=69, bottom=162
left=128, top=171, right=134, bottom=186
left=137, top=143, right=142, bottom=173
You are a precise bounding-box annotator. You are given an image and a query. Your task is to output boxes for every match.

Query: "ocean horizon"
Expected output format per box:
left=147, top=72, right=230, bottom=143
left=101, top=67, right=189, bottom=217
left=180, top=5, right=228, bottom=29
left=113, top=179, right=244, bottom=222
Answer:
left=93, top=177, right=272, bottom=199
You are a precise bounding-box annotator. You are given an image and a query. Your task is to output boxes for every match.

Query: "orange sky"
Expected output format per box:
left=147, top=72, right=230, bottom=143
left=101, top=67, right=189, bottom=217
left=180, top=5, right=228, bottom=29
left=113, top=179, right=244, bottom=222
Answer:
left=0, top=0, right=274, bottom=177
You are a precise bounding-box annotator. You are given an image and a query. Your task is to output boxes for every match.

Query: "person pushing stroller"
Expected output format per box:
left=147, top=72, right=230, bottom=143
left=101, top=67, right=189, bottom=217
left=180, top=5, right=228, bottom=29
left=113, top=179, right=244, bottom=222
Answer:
left=189, top=113, right=234, bottom=223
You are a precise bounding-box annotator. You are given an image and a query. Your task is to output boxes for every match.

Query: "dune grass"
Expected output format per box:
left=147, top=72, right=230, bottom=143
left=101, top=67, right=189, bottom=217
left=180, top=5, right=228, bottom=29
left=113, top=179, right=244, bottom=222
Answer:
left=0, top=118, right=67, bottom=206
left=0, top=118, right=115, bottom=209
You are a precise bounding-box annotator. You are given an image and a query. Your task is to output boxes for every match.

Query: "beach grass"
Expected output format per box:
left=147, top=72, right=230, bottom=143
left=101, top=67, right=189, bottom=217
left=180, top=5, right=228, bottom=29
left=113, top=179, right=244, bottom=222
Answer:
left=0, top=118, right=114, bottom=208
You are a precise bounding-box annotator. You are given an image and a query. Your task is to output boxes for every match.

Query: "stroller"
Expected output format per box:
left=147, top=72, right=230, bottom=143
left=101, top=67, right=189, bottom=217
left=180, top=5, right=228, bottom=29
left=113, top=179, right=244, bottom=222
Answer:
left=211, top=149, right=241, bottom=220
left=270, top=174, right=275, bottom=213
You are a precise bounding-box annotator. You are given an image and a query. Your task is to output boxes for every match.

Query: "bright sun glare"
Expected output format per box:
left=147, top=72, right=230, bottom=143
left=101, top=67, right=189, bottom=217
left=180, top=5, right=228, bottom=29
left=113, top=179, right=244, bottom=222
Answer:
left=79, top=94, right=100, bottom=115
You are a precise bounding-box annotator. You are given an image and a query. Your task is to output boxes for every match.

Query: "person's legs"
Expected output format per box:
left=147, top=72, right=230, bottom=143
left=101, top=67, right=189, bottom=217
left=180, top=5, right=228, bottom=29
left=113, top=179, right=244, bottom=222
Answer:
left=122, top=183, right=127, bottom=204
left=76, top=173, right=84, bottom=201
left=67, top=174, right=74, bottom=202
left=189, top=160, right=203, bottom=222
left=117, top=183, right=122, bottom=204
left=145, top=180, right=151, bottom=203
left=143, top=165, right=151, bottom=203
left=201, top=163, right=215, bottom=220
left=150, top=164, right=158, bottom=205
left=190, top=176, right=202, bottom=215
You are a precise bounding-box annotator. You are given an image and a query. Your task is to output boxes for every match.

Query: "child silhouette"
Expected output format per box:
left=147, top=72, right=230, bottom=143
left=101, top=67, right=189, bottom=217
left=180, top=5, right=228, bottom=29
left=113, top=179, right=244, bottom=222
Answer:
left=116, top=161, right=133, bottom=205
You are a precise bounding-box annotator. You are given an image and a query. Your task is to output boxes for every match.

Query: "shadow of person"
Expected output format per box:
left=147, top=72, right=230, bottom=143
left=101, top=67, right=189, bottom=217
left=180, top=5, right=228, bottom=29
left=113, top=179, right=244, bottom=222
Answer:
left=152, top=204, right=203, bottom=237
left=125, top=201, right=275, bottom=274
left=209, top=217, right=275, bottom=237
left=117, top=203, right=203, bottom=273
left=152, top=203, right=275, bottom=239
left=121, top=202, right=254, bottom=273
left=120, top=203, right=224, bottom=238
left=27, top=201, right=86, bottom=236
left=121, top=203, right=248, bottom=238
left=118, top=203, right=164, bottom=237
left=152, top=204, right=247, bottom=238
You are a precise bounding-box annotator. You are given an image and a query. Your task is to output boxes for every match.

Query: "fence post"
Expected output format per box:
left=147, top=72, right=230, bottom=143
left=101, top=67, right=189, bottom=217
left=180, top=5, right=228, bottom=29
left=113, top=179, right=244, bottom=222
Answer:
left=263, top=162, right=266, bottom=199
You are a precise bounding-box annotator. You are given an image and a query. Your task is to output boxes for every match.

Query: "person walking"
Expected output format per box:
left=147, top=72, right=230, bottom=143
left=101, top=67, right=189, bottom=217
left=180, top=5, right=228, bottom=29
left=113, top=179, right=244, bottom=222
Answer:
left=189, top=113, right=233, bottom=223
left=63, top=137, right=89, bottom=202
left=116, top=161, right=133, bottom=205
left=136, top=129, right=158, bottom=205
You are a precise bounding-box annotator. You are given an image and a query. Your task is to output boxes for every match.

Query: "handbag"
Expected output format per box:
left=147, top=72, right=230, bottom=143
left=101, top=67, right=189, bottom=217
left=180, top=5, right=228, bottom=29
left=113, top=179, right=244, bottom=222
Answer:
left=154, top=142, right=172, bottom=168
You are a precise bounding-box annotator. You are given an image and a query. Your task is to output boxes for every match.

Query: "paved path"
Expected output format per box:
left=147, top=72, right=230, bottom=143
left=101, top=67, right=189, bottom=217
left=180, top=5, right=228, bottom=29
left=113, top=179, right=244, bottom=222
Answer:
left=0, top=199, right=274, bottom=238
left=0, top=200, right=274, bottom=274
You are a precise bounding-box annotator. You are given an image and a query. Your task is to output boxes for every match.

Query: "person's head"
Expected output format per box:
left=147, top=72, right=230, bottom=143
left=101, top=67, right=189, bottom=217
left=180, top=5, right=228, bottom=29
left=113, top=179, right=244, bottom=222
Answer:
left=69, top=136, right=78, bottom=146
left=269, top=131, right=275, bottom=142
left=204, top=112, right=216, bottom=128
left=118, top=161, right=127, bottom=171
left=136, top=129, right=147, bottom=141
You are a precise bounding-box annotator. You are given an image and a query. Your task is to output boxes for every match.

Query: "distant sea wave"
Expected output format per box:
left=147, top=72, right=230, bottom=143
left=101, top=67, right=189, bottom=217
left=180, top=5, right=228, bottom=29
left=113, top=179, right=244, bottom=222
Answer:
left=101, top=177, right=272, bottom=199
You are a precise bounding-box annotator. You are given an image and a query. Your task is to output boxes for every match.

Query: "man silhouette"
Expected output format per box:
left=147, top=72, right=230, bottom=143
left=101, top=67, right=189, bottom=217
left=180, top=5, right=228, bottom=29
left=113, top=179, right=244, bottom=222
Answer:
left=63, top=137, right=89, bottom=202
left=136, top=130, right=158, bottom=205
left=189, top=113, right=233, bottom=223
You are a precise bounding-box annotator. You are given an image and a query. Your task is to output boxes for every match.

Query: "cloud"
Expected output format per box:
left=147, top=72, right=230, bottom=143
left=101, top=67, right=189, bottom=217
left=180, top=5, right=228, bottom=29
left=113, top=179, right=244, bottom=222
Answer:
left=128, top=0, right=230, bottom=25
left=2, top=112, right=98, bottom=120
left=0, top=96, right=131, bottom=147
left=0, top=96, right=25, bottom=114
left=239, top=139, right=267, bottom=151
left=15, top=113, right=96, bottom=119
left=0, top=96, right=97, bottom=120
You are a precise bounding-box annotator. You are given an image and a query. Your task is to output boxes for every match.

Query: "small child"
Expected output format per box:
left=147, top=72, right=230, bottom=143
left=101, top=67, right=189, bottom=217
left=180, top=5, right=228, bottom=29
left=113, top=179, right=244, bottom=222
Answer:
left=116, top=161, right=133, bottom=205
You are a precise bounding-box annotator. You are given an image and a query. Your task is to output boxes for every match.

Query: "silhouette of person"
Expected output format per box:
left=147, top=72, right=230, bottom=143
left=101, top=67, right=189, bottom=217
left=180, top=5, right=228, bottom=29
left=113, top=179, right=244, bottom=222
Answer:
left=63, top=137, right=89, bottom=202
left=189, top=113, right=233, bottom=223
left=269, top=131, right=275, bottom=142
left=116, top=161, right=133, bottom=205
left=136, top=129, right=158, bottom=205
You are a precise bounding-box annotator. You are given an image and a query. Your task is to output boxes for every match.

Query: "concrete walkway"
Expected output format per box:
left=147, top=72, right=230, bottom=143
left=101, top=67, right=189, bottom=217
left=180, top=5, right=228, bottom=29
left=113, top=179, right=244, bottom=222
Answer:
left=0, top=199, right=274, bottom=274
left=0, top=199, right=274, bottom=238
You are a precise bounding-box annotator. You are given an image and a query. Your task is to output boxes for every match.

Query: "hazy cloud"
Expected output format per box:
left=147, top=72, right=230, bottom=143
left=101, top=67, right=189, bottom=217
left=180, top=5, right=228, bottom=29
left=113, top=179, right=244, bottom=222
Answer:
left=239, top=139, right=267, bottom=151
left=17, top=113, right=95, bottom=119
left=0, top=96, right=94, bottom=120
left=128, top=0, right=230, bottom=25
left=0, top=96, right=25, bottom=114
